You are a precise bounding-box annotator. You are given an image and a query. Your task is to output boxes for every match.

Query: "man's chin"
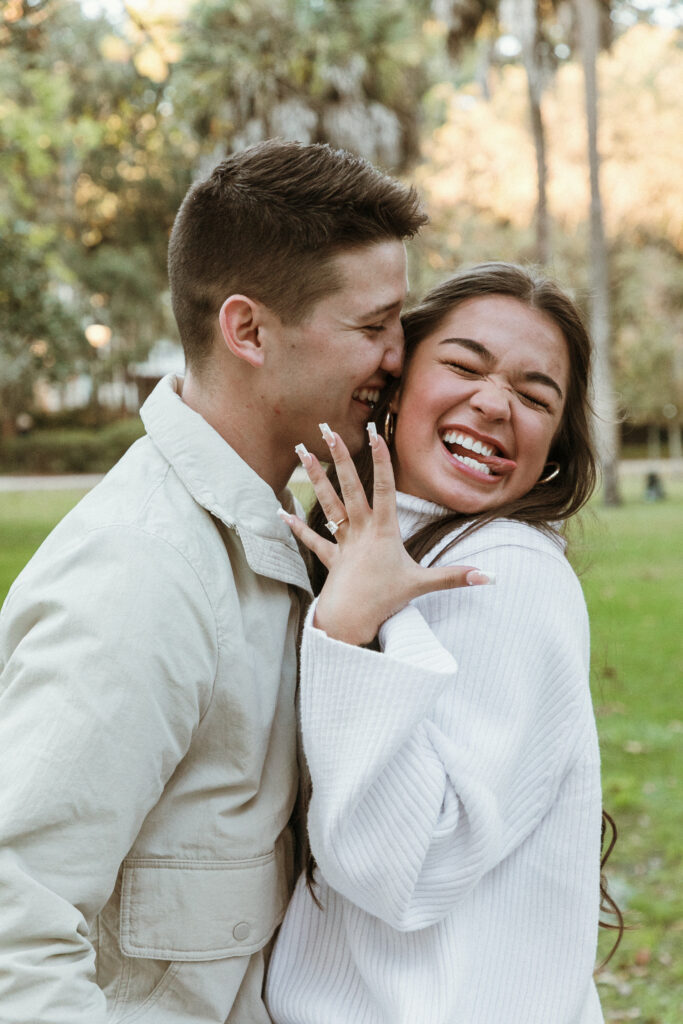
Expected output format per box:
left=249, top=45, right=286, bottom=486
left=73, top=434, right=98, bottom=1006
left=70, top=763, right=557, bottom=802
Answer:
left=341, top=422, right=368, bottom=458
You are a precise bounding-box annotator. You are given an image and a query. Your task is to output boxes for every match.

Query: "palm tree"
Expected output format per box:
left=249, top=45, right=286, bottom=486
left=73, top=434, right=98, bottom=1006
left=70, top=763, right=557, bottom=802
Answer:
left=433, top=0, right=551, bottom=264
left=513, top=0, right=550, bottom=264
left=574, top=0, right=621, bottom=504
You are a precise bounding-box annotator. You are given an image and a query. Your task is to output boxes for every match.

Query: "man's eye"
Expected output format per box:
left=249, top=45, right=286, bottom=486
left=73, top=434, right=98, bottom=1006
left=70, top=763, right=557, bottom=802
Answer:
left=363, top=324, right=386, bottom=334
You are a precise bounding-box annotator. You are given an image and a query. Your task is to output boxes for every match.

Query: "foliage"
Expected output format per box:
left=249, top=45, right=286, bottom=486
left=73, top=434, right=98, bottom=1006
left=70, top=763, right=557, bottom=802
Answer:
left=613, top=243, right=683, bottom=425
left=1, top=0, right=681, bottom=437
left=0, top=418, right=145, bottom=474
left=0, top=232, right=82, bottom=435
left=0, top=0, right=446, bottom=430
left=170, top=0, right=437, bottom=171
left=411, top=23, right=683, bottom=425
left=0, top=0, right=192, bottom=432
left=415, top=25, right=682, bottom=249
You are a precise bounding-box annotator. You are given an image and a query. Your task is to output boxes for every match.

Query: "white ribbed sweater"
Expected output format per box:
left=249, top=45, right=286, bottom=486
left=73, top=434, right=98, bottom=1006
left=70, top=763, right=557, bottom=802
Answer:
left=266, top=494, right=604, bottom=1024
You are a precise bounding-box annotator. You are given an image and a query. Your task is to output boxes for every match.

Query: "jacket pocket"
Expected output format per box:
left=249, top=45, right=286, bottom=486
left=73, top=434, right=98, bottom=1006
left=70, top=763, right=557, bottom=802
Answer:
left=119, top=848, right=289, bottom=961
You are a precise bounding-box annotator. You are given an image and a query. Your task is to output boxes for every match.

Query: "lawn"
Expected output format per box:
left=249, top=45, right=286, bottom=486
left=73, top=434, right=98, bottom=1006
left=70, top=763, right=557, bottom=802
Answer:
left=573, top=476, right=683, bottom=1024
left=0, top=489, right=91, bottom=599
left=0, top=476, right=681, bottom=1022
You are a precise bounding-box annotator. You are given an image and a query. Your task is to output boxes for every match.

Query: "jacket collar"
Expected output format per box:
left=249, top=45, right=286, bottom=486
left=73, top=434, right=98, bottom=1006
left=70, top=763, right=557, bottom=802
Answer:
left=140, top=375, right=312, bottom=594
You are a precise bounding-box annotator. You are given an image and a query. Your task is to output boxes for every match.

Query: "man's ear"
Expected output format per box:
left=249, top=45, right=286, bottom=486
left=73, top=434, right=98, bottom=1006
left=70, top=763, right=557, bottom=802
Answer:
left=218, top=295, right=266, bottom=369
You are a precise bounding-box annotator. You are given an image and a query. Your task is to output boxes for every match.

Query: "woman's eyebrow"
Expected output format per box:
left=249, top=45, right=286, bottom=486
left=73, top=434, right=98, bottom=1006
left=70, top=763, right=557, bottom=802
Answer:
left=438, top=336, right=493, bottom=361
left=522, top=371, right=563, bottom=400
left=439, top=337, right=563, bottom=399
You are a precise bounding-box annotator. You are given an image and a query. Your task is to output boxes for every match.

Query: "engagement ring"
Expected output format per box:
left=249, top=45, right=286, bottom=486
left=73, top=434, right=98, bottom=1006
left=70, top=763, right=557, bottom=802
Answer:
left=325, top=517, right=348, bottom=536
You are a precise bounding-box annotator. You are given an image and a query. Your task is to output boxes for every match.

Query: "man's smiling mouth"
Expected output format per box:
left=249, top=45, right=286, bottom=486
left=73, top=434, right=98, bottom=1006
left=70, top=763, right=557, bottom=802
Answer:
left=352, top=387, right=381, bottom=407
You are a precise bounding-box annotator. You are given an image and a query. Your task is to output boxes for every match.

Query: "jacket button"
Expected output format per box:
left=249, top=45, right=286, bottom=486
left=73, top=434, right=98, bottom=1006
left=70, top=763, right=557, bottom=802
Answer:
left=233, top=922, right=250, bottom=941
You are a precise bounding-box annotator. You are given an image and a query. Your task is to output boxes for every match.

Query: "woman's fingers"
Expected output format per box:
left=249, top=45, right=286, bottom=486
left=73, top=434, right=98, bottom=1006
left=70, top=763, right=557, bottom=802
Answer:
left=318, top=424, right=370, bottom=521
left=294, top=443, right=348, bottom=531
left=411, top=563, right=496, bottom=598
left=367, top=425, right=398, bottom=522
left=277, top=509, right=337, bottom=568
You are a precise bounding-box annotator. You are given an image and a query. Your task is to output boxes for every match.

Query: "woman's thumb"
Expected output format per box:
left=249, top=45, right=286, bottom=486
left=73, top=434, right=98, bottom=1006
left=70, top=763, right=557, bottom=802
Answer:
left=417, top=564, right=496, bottom=596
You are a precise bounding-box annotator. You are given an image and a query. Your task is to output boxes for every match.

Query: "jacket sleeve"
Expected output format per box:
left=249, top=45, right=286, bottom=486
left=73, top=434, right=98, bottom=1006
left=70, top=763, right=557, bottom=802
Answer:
left=0, top=526, right=218, bottom=1024
left=300, top=541, right=591, bottom=931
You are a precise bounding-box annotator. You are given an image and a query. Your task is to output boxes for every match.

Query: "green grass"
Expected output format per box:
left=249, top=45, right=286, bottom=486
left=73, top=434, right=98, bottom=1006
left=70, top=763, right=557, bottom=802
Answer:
left=0, top=490, right=91, bottom=600
left=0, top=478, right=681, bottom=1021
left=573, top=476, right=683, bottom=1024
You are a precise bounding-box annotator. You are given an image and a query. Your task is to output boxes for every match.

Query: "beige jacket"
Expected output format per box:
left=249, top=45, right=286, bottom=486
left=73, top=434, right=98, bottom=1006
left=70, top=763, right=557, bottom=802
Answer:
left=0, top=375, right=311, bottom=1024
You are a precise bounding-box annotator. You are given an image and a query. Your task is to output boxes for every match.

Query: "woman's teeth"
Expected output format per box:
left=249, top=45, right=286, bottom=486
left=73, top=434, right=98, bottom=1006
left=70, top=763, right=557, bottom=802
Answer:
left=353, top=387, right=381, bottom=404
left=452, top=452, right=491, bottom=475
left=442, top=430, right=495, bottom=457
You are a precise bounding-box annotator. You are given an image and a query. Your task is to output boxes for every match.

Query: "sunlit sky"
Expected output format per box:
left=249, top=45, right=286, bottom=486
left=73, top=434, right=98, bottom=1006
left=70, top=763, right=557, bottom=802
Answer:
left=79, top=0, right=683, bottom=32
left=80, top=0, right=191, bottom=23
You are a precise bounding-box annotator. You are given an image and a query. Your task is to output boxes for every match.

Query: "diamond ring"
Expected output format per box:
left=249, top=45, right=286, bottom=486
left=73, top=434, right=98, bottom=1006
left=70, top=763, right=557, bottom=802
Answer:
left=325, top=517, right=348, bottom=536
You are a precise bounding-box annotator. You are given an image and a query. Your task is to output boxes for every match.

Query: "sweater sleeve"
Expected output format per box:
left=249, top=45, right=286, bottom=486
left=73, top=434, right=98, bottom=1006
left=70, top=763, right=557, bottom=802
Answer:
left=300, top=539, right=591, bottom=931
left=0, top=526, right=217, bottom=1024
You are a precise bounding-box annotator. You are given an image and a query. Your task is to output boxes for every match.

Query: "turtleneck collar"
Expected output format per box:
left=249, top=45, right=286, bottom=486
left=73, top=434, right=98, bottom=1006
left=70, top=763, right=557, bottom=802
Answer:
left=395, top=491, right=455, bottom=542
left=395, top=491, right=565, bottom=553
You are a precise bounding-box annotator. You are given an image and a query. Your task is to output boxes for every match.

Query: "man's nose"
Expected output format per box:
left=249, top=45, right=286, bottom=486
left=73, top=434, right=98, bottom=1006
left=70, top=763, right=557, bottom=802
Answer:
left=380, top=323, right=404, bottom=377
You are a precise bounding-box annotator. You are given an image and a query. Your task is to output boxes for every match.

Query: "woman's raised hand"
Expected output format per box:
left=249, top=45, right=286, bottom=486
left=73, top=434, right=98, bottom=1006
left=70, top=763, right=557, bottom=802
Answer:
left=278, top=423, right=493, bottom=646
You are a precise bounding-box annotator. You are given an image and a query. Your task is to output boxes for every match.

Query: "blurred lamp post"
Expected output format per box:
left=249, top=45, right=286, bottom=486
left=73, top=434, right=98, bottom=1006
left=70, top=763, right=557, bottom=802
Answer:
left=85, top=324, right=111, bottom=424
left=85, top=323, right=111, bottom=349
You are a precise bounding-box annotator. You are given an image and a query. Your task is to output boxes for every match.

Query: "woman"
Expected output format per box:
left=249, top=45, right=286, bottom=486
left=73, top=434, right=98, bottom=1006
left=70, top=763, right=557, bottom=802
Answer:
left=268, top=263, right=618, bottom=1023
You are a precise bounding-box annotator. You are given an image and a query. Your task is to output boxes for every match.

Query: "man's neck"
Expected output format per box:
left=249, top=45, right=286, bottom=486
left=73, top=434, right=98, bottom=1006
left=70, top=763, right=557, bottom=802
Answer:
left=180, top=368, right=295, bottom=495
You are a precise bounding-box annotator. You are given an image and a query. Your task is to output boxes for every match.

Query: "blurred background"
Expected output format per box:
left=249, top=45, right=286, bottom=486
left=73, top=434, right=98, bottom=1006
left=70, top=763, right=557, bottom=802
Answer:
left=1, top=1, right=681, bottom=1020
left=1, top=0, right=681, bottom=490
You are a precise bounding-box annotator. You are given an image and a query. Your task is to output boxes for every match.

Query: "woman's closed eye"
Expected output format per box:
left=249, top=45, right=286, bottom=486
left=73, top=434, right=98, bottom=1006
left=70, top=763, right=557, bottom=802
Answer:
left=442, top=360, right=481, bottom=377
left=517, top=390, right=551, bottom=410
left=441, top=358, right=555, bottom=409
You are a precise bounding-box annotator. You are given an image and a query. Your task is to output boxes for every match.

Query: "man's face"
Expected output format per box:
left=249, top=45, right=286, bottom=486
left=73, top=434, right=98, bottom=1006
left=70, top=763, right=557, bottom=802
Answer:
left=265, top=240, right=408, bottom=460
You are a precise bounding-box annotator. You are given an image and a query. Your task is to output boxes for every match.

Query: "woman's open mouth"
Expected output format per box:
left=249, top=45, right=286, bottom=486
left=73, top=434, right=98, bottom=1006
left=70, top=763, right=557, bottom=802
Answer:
left=440, top=429, right=517, bottom=477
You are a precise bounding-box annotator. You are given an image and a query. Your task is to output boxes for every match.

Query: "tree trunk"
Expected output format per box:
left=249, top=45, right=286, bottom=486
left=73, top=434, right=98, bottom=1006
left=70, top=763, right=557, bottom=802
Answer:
left=1, top=415, right=16, bottom=441
left=516, top=0, right=550, bottom=265
left=668, top=422, right=682, bottom=460
left=476, top=36, right=494, bottom=102
left=647, top=423, right=662, bottom=460
left=1, top=388, right=18, bottom=440
left=575, top=0, right=621, bottom=505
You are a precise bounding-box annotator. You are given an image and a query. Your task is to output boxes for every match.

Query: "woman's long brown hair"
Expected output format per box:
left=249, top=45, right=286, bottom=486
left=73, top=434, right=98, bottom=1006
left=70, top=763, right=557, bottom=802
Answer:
left=306, top=262, right=623, bottom=961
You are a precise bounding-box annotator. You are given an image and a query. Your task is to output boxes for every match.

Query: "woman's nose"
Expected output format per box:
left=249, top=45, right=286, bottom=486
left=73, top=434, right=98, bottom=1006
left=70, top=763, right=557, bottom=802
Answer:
left=470, top=378, right=512, bottom=420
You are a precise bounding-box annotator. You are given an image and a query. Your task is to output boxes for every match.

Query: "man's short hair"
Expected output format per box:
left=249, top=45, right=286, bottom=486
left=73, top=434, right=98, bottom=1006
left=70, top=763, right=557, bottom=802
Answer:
left=168, top=140, right=427, bottom=368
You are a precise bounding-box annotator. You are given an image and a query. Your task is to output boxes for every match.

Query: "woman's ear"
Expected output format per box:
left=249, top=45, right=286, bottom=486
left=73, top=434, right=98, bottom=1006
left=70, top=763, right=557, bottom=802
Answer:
left=218, top=295, right=265, bottom=368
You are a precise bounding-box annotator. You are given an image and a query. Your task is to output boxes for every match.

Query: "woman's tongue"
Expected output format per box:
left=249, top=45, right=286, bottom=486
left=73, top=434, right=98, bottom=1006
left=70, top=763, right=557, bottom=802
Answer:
left=444, top=439, right=517, bottom=475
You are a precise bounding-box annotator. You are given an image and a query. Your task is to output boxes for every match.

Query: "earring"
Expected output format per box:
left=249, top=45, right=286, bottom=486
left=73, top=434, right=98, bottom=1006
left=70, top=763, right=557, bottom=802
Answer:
left=383, top=410, right=396, bottom=447
left=538, top=461, right=560, bottom=484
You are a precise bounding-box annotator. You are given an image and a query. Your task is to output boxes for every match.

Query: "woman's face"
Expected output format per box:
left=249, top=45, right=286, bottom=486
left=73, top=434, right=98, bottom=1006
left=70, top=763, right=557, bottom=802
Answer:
left=392, top=295, right=569, bottom=515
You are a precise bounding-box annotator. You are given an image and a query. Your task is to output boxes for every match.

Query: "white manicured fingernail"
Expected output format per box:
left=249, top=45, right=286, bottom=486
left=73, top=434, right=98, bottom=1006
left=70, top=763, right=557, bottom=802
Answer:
left=367, top=421, right=378, bottom=445
left=319, top=422, right=336, bottom=448
left=466, top=569, right=496, bottom=586
left=295, top=443, right=312, bottom=467
left=276, top=507, right=293, bottom=525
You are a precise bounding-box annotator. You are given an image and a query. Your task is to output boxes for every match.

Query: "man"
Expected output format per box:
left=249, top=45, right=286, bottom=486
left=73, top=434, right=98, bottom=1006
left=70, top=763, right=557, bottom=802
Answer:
left=0, top=140, right=424, bottom=1024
